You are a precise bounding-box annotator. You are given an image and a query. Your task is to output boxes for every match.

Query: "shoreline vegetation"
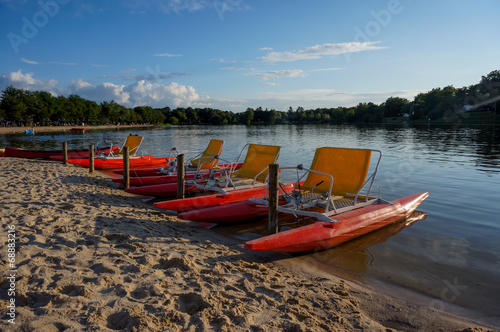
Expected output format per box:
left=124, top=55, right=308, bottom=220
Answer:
left=1, top=70, right=499, bottom=128
left=0, top=124, right=155, bottom=135
left=0, top=157, right=494, bottom=331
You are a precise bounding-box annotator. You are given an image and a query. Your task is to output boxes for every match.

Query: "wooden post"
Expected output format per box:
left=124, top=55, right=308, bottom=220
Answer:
left=177, top=154, right=185, bottom=199
left=89, top=144, right=94, bottom=174
left=62, top=142, right=68, bottom=165
left=123, top=147, right=130, bottom=189
left=268, top=163, right=279, bottom=235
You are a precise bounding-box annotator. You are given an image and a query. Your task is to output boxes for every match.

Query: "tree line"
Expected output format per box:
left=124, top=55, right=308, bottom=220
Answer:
left=1, top=70, right=498, bottom=127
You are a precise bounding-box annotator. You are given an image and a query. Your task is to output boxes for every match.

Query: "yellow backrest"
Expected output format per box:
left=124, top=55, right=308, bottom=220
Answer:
left=190, top=139, right=224, bottom=169
left=233, top=144, right=281, bottom=181
left=115, top=135, right=143, bottom=156
left=302, top=147, right=371, bottom=195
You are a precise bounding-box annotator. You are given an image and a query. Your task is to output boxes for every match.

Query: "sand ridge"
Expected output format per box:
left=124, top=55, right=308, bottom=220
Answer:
left=0, top=158, right=493, bottom=331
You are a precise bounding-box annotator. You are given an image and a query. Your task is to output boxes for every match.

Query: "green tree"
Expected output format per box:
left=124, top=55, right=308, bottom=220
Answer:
left=0, top=86, right=27, bottom=124
left=383, top=97, right=409, bottom=118
left=241, top=108, right=254, bottom=125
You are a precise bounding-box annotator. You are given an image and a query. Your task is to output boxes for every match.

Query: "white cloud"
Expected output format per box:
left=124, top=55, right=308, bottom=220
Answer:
left=221, top=66, right=254, bottom=71
left=260, top=41, right=386, bottom=62
left=126, top=80, right=202, bottom=107
left=153, top=53, right=182, bottom=57
left=253, top=69, right=306, bottom=80
left=66, top=79, right=205, bottom=108
left=0, top=69, right=205, bottom=108
left=69, top=80, right=130, bottom=105
left=20, top=58, right=77, bottom=66
left=21, top=58, right=39, bottom=65
left=258, top=89, right=424, bottom=108
left=52, top=62, right=77, bottom=66
left=309, top=67, right=345, bottom=72
left=0, top=70, right=58, bottom=91
left=210, top=58, right=238, bottom=64
left=125, top=0, right=209, bottom=13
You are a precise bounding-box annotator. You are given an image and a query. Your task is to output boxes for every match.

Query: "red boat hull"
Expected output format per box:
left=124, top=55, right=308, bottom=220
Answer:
left=244, top=192, right=429, bottom=253
left=112, top=166, right=242, bottom=186
left=4, top=146, right=119, bottom=159
left=113, top=162, right=243, bottom=177
left=155, top=184, right=295, bottom=213
left=124, top=182, right=196, bottom=196
left=177, top=199, right=269, bottom=222
left=67, top=156, right=172, bottom=169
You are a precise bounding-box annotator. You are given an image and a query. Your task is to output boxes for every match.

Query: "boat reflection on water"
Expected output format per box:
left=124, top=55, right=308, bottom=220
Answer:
left=205, top=210, right=427, bottom=281
left=288, top=211, right=428, bottom=281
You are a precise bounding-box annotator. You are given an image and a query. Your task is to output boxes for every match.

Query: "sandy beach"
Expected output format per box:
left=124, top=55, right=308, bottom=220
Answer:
left=0, top=157, right=494, bottom=331
left=0, top=125, right=155, bottom=135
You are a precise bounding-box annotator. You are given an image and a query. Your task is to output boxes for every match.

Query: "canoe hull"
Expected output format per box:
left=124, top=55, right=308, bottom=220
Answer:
left=244, top=192, right=429, bottom=253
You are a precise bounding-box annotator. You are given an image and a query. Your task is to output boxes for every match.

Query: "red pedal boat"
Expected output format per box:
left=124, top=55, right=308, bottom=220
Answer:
left=113, top=162, right=242, bottom=177
left=4, top=146, right=119, bottom=159
left=154, top=182, right=296, bottom=212
left=244, top=192, right=429, bottom=252
left=240, top=147, right=429, bottom=253
left=66, top=156, right=172, bottom=170
left=125, top=143, right=281, bottom=198
left=113, top=139, right=231, bottom=178
left=112, top=162, right=244, bottom=186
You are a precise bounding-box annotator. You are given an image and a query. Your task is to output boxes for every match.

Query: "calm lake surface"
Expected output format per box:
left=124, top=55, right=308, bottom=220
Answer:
left=2, top=124, right=499, bottom=326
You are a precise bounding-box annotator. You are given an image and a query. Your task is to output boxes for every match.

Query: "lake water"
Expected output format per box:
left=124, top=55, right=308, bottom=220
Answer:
left=2, top=124, right=499, bottom=327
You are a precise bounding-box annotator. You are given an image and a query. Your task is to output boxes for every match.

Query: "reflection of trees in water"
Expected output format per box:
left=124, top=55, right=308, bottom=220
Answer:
left=474, top=126, right=500, bottom=172
left=404, top=126, right=500, bottom=174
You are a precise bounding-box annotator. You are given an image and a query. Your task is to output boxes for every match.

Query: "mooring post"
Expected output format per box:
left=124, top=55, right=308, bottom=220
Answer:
left=89, top=144, right=94, bottom=174
left=63, top=142, right=68, bottom=165
left=123, top=146, right=130, bottom=189
left=177, top=154, right=185, bottom=199
left=268, top=163, right=279, bottom=235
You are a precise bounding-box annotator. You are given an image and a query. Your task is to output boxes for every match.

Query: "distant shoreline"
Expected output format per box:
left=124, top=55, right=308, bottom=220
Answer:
left=0, top=124, right=156, bottom=135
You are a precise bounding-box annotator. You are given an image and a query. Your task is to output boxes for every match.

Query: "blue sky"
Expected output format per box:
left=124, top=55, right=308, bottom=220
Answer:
left=1, top=0, right=499, bottom=112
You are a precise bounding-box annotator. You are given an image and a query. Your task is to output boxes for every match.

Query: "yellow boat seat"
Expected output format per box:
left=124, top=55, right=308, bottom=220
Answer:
left=189, top=139, right=224, bottom=169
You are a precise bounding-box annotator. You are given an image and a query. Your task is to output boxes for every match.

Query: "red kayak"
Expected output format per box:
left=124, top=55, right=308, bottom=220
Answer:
left=244, top=192, right=429, bottom=253
left=4, top=146, right=119, bottom=159
left=66, top=156, right=172, bottom=170
left=154, top=182, right=296, bottom=213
